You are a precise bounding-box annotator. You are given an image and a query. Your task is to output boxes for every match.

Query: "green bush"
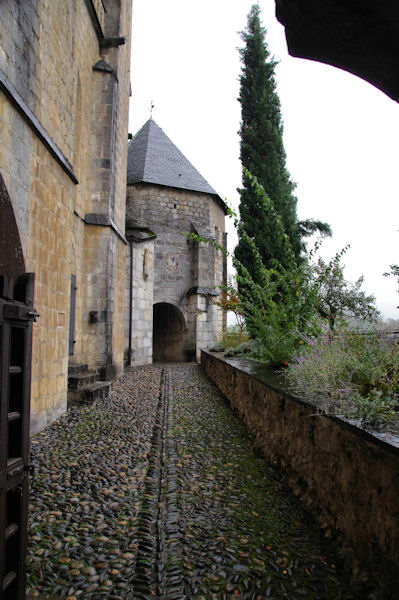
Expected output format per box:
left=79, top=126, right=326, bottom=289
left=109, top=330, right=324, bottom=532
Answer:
left=285, top=328, right=399, bottom=433
left=223, top=340, right=255, bottom=357
left=219, top=325, right=249, bottom=350
left=234, top=236, right=321, bottom=366
left=210, top=341, right=225, bottom=352
left=223, top=346, right=235, bottom=357
left=233, top=172, right=323, bottom=366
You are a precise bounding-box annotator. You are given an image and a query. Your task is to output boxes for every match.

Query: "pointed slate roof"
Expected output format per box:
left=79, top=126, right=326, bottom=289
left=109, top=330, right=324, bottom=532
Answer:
left=127, top=119, right=226, bottom=211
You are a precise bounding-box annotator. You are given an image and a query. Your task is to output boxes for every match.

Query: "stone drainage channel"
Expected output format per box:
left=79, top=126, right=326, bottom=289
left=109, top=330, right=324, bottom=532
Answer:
left=26, top=364, right=373, bottom=600
left=131, top=369, right=184, bottom=599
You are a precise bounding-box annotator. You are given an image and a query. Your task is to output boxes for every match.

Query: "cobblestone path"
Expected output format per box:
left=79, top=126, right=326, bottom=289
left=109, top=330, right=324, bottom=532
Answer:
left=27, top=364, right=359, bottom=599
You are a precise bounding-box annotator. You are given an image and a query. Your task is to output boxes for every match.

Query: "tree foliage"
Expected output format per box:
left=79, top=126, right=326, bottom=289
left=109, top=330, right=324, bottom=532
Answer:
left=234, top=3, right=331, bottom=277
left=312, top=251, right=380, bottom=331
left=236, top=169, right=296, bottom=277
left=214, top=280, right=246, bottom=338
left=235, top=4, right=300, bottom=274
left=232, top=173, right=321, bottom=364
left=230, top=173, right=379, bottom=364
left=233, top=231, right=320, bottom=365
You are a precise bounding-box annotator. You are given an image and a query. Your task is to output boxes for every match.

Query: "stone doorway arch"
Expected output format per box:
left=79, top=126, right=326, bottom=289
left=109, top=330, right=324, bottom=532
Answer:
left=0, top=171, right=35, bottom=598
left=0, top=172, right=25, bottom=285
left=153, top=303, right=186, bottom=362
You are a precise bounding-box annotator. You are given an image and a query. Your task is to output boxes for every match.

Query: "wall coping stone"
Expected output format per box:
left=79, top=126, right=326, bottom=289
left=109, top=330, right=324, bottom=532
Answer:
left=207, top=351, right=399, bottom=455
left=84, top=214, right=127, bottom=244
left=83, top=0, right=104, bottom=44
left=0, top=68, right=78, bottom=184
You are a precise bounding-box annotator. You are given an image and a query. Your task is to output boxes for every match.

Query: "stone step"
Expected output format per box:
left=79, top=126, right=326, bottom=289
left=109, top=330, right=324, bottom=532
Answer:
left=68, top=371, right=100, bottom=390
left=68, top=363, right=89, bottom=375
left=81, top=381, right=112, bottom=403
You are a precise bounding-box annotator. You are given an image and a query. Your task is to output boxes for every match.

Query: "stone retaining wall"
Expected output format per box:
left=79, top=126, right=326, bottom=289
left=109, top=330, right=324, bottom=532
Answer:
left=201, top=350, right=399, bottom=581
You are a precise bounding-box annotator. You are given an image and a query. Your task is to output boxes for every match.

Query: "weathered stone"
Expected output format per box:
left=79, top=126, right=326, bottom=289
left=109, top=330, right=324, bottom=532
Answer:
left=125, top=123, right=227, bottom=365
left=0, top=0, right=132, bottom=433
left=202, top=350, right=399, bottom=590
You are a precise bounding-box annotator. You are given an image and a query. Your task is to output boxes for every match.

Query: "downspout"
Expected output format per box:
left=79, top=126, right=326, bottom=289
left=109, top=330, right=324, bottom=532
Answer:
left=128, top=239, right=133, bottom=365
left=222, top=232, right=228, bottom=334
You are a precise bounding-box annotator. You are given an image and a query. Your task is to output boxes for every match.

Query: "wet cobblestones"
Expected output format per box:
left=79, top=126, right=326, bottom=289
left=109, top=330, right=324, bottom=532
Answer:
left=171, top=364, right=356, bottom=600
left=27, top=363, right=363, bottom=599
left=26, top=365, right=164, bottom=599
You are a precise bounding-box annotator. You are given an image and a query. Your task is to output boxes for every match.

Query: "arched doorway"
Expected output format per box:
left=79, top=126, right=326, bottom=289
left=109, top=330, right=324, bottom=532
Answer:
left=153, top=303, right=185, bottom=362
left=0, top=173, right=25, bottom=284
left=0, top=171, right=35, bottom=598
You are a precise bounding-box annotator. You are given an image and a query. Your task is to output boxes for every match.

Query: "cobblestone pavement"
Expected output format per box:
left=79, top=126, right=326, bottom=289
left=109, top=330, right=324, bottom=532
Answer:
left=27, top=365, right=164, bottom=599
left=27, top=364, right=363, bottom=599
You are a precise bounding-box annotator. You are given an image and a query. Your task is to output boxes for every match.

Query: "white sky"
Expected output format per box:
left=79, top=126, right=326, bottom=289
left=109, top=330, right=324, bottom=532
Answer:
left=128, top=0, right=399, bottom=320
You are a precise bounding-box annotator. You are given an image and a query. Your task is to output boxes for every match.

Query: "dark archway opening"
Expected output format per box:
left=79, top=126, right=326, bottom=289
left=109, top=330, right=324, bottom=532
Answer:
left=153, top=303, right=185, bottom=362
left=0, top=171, right=35, bottom=599
left=0, top=172, right=25, bottom=287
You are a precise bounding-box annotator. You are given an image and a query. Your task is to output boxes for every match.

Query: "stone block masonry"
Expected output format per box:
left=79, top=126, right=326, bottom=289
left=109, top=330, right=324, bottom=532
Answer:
left=202, top=350, right=399, bottom=591
left=0, top=0, right=133, bottom=433
left=126, top=183, right=226, bottom=362
left=127, top=184, right=210, bottom=234
left=125, top=240, right=154, bottom=366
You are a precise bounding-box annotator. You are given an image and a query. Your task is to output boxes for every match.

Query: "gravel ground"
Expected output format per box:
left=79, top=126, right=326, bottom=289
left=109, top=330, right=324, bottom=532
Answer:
left=26, top=363, right=363, bottom=599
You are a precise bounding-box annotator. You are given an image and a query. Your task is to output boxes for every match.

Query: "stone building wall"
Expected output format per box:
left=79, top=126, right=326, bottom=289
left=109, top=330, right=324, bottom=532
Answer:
left=126, top=183, right=226, bottom=362
left=125, top=240, right=155, bottom=365
left=188, top=234, right=225, bottom=361
left=127, top=183, right=210, bottom=232
left=0, top=0, right=132, bottom=433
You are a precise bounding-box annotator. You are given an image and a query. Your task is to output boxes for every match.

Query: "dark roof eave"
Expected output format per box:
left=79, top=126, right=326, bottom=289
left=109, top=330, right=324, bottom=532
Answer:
left=276, top=0, right=399, bottom=102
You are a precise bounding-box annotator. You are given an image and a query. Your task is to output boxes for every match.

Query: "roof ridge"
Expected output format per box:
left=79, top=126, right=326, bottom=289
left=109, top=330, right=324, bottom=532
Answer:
left=142, top=118, right=155, bottom=182
left=132, top=120, right=151, bottom=180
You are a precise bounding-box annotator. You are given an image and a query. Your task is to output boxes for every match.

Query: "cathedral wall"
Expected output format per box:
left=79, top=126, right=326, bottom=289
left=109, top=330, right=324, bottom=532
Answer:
left=0, top=0, right=132, bottom=433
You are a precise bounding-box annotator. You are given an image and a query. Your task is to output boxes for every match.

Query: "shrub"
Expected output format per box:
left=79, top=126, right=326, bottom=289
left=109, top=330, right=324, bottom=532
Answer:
left=234, top=231, right=321, bottom=366
left=220, top=325, right=249, bottom=350
left=223, top=347, right=235, bottom=357
left=223, top=340, right=255, bottom=357
left=210, top=341, right=225, bottom=352
left=285, top=328, right=399, bottom=432
left=312, top=252, right=379, bottom=331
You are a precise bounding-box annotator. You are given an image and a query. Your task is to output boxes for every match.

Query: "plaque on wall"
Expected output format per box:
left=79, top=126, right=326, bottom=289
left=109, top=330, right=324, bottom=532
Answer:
left=166, top=254, right=179, bottom=270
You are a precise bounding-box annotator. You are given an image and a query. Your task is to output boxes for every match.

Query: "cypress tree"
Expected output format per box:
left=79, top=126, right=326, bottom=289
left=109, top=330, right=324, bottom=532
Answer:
left=234, top=3, right=301, bottom=276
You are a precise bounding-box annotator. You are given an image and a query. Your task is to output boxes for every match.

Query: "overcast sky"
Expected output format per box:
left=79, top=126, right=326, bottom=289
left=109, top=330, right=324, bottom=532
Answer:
left=129, top=0, right=399, bottom=320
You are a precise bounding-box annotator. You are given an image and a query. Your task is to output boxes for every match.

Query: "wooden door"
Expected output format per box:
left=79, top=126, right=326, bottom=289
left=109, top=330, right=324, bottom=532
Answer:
left=0, top=274, right=36, bottom=599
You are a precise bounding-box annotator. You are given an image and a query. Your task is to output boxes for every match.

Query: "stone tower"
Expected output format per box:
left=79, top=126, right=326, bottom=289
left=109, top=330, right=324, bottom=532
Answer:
left=125, top=119, right=227, bottom=363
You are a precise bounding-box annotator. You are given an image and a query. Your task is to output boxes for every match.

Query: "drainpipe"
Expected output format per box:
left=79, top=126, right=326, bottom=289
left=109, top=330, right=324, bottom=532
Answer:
left=128, top=239, right=133, bottom=365
left=222, top=232, right=228, bottom=334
